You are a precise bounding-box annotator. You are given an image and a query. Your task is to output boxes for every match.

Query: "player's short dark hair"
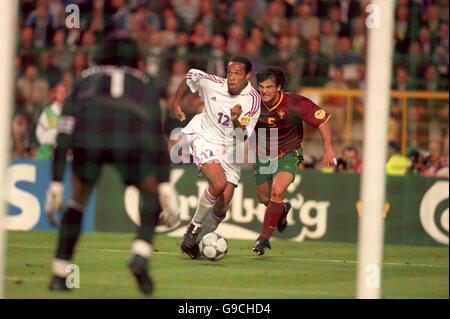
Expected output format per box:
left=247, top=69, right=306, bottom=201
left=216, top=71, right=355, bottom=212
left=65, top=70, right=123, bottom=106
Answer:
left=256, top=66, right=288, bottom=90
left=94, top=36, right=140, bottom=68
left=229, top=56, right=252, bottom=73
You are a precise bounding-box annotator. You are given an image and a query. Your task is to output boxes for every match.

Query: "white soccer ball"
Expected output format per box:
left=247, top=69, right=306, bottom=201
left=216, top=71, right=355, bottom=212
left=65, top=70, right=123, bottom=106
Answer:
left=199, top=232, right=228, bottom=261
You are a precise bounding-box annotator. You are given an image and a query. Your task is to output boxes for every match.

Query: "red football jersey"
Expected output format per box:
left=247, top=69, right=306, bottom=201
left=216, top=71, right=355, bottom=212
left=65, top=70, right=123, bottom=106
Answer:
left=255, top=92, right=330, bottom=156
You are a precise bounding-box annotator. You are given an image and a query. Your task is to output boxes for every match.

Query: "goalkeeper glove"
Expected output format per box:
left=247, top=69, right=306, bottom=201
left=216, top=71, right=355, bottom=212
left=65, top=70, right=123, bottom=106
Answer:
left=157, top=182, right=180, bottom=228
left=45, top=181, right=64, bottom=226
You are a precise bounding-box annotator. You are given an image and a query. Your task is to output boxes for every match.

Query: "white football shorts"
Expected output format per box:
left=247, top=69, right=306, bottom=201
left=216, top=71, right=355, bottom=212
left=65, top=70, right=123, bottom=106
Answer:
left=186, top=134, right=241, bottom=186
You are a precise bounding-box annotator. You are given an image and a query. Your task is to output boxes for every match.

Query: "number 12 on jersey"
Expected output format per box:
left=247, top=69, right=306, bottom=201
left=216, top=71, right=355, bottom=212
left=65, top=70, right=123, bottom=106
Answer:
left=218, top=112, right=230, bottom=126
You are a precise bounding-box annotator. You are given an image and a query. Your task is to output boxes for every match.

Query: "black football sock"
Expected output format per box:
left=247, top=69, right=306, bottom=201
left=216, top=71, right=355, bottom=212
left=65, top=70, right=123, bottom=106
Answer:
left=136, top=192, right=161, bottom=245
left=55, top=201, right=84, bottom=261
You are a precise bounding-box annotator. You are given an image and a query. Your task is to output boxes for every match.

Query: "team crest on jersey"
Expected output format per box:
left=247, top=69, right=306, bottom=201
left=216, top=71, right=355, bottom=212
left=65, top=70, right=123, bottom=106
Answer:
left=278, top=110, right=286, bottom=119
left=314, top=109, right=326, bottom=120
left=239, top=116, right=250, bottom=126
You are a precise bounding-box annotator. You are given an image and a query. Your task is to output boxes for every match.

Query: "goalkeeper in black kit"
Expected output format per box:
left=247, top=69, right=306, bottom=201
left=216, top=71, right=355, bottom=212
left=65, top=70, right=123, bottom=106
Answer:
left=45, top=36, right=179, bottom=295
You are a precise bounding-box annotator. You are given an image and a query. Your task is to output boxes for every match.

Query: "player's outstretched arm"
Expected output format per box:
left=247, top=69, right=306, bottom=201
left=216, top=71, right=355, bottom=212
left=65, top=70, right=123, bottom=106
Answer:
left=169, top=80, right=189, bottom=121
left=318, top=121, right=337, bottom=167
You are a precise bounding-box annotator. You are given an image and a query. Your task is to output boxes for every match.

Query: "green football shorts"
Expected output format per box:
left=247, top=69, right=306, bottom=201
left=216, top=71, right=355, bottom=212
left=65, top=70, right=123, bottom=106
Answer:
left=254, top=147, right=304, bottom=185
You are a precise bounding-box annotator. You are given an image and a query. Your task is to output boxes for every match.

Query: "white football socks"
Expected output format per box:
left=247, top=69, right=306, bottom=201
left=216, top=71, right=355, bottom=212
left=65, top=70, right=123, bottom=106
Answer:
left=192, top=188, right=217, bottom=226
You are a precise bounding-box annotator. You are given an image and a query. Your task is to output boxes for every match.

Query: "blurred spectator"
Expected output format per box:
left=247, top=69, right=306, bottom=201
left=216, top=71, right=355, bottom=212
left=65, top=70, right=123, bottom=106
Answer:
left=418, top=26, right=434, bottom=56
left=89, top=0, right=106, bottom=36
left=436, top=153, right=449, bottom=178
left=190, top=21, right=211, bottom=49
left=144, top=31, right=168, bottom=94
left=336, top=145, right=362, bottom=174
left=136, top=0, right=160, bottom=30
left=394, top=5, right=412, bottom=55
left=247, top=0, right=268, bottom=26
left=439, top=0, right=449, bottom=22
left=167, top=32, right=192, bottom=69
left=109, top=0, right=130, bottom=34
left=145, top=31, right=166, bottom=78
left=80, top=30, right=97, bottom=67
left=438, top=22, right=449, bottom=51
left=166, top=59, right=188, bottom=99
left=386, top=141, right=412, bottom=176
left=71, top=52, right=88, bottom=79
left=302, top=37, right=329, bottom=86
left=61, top=71, right=74, bottom=92
left=327, top=4, right=350, bottom=37
left=324, top=66, right=348, bottom=146
left=338, top=0, right=361, bottom=25
left=245, top=41, right=264, bottom=74
left=16, top=64, right=49, bottom=120
left=172, top=0, right=200, bottom=32
left=267, top=34, right=302, bottom=90
left=206, top=33, right=228, bottom=78
left=25, top=0, right=57, bottom=49
left=433, top=46, right=449, bottom=79
left=249, top=26, right=275, bottom=58
left=18, top=26, right=37, bottom=71
left=320, top=20, right=338, bottom=59
left=301, top=154, right=318, bottom=170
left=422, top=140, right=447, bottom=177
left=51, top=29, right=73, bottom=72
left=48, top=0, right=64, bottom=28
left=198, top=0, right=214, bottom=36
left=11, top=110, right=33, bottom=159
left=287, top=21, right=304, bottom=56
left=226, top=24, right=246, bottom=56
left=38, top=50, right=62, bottom=89
left=392, top=65, right=416, bottom=90
left=332, top=36, right=362, bottom=82
left=351, top=17, right=366, bottom=57
left=421, top=5, right=440, bottom=38
left=325, top=66, right=348, bottom=90
left=404, top=41, right=426, bottom=80
left=260, top=0, right=288, bottom=47
left=407, top=148, right=426, bottom=175
left=160, top=14, right=179, bottom=48
left=293, top=2, right=320, bottom=40
left=230, top=0, right=253, bottom=35
left=34, top=83, right=67, bottom=160
left=420, top=64, right=448, bottom=91
left=212, top=1, right=230, bottom=35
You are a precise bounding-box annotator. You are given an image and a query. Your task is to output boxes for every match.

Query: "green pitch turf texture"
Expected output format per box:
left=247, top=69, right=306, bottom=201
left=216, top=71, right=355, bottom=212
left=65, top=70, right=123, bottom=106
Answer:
left=5, top=231, right=448, bottom=299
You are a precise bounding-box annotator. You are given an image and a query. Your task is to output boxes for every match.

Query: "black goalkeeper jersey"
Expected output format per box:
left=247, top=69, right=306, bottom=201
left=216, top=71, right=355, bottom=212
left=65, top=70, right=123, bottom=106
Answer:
left=53, top=65, right=166, bottom=181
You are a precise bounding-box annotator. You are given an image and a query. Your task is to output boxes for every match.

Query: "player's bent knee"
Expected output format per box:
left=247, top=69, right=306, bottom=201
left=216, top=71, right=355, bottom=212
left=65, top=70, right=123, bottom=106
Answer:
left=257, top=194, right=270, bottom=206
left=210, top=179, right=227, bottom=196
left=270, top=188, right=286, bottom=202
left=139, top=176, right=159, bottom=195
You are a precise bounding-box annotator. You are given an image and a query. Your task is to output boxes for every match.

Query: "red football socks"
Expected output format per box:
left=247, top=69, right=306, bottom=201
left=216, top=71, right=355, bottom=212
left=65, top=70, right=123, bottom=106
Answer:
left=260, top=200, right=285, bottom=239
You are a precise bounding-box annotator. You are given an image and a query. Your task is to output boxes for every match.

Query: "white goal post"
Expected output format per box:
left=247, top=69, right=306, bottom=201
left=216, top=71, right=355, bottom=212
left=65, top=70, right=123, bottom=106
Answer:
left=0, top=0, right=18, bottom=299
left=356, top=0, right=395, bottom=299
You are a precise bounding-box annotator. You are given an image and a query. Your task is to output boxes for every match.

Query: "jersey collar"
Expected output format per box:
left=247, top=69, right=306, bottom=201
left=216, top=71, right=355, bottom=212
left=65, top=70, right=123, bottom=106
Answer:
left=263, top=92, right=284, bottom=112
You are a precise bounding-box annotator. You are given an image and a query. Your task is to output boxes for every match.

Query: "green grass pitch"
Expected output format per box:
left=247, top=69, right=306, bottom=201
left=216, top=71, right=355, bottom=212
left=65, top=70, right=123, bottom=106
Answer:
left=5, top=231, right=448, bottom=299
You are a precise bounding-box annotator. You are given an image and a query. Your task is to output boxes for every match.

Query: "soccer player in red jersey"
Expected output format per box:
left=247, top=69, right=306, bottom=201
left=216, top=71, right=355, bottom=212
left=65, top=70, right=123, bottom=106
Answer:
left=252, top=66, right=337, bottom=255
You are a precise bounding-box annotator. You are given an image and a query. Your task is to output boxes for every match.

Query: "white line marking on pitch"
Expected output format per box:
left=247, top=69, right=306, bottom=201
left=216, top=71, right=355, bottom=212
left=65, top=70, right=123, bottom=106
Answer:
left=7, top=245, right=448, bottom=269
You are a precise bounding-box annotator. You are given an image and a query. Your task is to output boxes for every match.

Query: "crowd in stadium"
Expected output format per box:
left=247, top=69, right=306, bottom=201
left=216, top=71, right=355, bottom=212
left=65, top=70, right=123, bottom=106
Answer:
left=12, top=0, right=449, bottom=178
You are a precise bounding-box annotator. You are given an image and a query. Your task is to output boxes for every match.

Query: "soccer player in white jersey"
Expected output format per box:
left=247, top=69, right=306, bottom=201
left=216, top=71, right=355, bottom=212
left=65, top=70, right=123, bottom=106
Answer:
left=170, top=56, right=260, bottom=259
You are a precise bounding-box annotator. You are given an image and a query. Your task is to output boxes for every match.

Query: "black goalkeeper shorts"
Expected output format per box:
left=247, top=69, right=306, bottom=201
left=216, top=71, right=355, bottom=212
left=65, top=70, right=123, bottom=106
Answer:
left=72, top=148, right=157, bottom=187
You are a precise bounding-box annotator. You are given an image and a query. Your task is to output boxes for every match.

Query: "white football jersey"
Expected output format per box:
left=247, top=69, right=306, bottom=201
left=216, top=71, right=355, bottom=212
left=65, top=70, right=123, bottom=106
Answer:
left=182, top=68, right=260, bottom=145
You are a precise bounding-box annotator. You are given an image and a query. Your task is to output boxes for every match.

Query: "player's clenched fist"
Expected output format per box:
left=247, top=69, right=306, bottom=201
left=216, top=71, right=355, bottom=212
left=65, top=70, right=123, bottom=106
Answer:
left=169, top=98, right=186, bottom=122
left=230, top=104, right=242, bottom=122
